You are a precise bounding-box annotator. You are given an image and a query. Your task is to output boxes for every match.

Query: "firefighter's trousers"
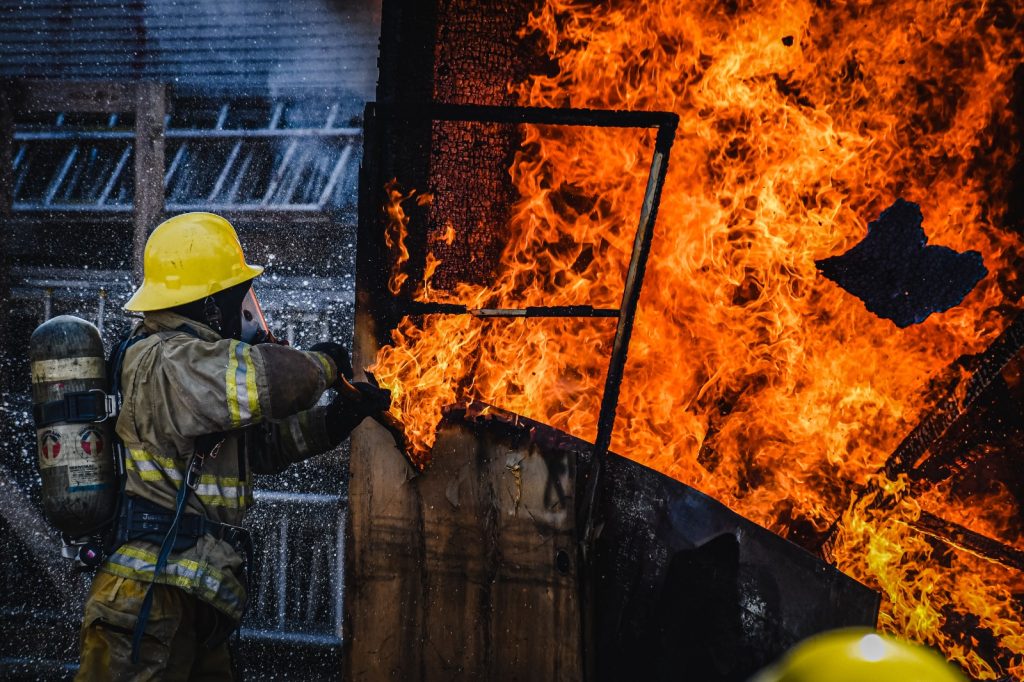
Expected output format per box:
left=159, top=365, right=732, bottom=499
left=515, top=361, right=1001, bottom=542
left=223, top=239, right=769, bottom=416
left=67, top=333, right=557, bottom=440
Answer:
left=76, top=571, right=235, bottom=681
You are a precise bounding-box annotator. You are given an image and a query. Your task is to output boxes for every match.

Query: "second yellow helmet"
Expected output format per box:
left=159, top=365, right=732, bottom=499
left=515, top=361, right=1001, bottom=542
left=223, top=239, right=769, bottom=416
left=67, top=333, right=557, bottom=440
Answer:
left=750, top=628, right=966, bottom=682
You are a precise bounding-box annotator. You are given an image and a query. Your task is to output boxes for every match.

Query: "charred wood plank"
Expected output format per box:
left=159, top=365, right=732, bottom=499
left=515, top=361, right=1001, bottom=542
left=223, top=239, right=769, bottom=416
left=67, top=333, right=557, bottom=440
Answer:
left=906, top=374, right=1021, bottom=488
left=819, top=312, right=1024, bottom=557
left=885, top=314, right=1024, bottom=479
left=906, top=511, right=1024, bottom=573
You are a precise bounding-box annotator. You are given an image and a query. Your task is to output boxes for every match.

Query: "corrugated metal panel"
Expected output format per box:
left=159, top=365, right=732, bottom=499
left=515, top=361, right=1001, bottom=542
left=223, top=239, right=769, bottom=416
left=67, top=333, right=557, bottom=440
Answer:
left=0, top=0, right=381, bottom=98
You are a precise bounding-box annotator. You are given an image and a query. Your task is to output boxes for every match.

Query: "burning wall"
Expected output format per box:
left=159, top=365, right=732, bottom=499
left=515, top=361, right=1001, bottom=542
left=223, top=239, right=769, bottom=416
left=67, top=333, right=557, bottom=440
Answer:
left=360, top=0, right=1024, bottom=677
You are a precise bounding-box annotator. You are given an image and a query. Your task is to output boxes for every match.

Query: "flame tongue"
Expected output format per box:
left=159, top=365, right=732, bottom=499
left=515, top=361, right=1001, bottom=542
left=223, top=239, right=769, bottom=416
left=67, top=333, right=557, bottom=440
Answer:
left=372, top=1, right=1024, bottom=676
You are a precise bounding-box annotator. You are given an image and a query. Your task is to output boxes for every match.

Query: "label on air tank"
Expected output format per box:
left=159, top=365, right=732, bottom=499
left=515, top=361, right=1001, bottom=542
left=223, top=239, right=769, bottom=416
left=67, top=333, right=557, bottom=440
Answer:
left=37, top=424, right=110, bottom=493
left=30, top=356, right=106, bottom=383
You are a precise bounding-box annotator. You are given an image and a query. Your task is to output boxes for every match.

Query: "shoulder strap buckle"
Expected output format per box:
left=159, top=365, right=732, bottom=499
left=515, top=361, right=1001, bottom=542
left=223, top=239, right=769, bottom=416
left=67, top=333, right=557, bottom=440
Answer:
left=97, top=389, right=119, bottom=422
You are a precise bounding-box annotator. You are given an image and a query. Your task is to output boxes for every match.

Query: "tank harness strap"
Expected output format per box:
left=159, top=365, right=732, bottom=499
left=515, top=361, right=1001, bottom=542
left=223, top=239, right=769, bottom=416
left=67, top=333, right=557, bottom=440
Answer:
left=99, top=331, right=150, bottom=554
left=117, top=496, right=253, bottom=554
left=110, top=332, right=150, bottom=399
left=32, top=390, right=113, bottom=427
left=31, top=330, right=154, bottom=429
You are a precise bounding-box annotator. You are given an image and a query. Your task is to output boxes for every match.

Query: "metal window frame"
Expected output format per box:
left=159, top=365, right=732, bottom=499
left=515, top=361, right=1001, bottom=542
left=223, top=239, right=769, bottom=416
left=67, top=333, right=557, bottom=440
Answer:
left=370, top=102, right=679, bottom=548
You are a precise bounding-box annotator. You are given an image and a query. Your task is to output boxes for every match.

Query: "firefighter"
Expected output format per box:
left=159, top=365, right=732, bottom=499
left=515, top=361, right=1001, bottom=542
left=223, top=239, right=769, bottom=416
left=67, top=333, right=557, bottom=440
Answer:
left=76, top=212, right=387, bottom=680
left=749, top=627, right=967, bottom=682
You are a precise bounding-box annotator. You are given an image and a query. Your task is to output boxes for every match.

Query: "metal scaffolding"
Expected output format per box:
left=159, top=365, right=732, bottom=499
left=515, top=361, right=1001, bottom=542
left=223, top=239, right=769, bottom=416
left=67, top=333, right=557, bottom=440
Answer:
left=11, top=99, right=360, bottom=213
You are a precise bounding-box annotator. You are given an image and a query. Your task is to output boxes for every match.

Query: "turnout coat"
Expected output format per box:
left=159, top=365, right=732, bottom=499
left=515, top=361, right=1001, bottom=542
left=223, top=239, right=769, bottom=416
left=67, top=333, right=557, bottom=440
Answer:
left=90, top=310, right=339, bottom=628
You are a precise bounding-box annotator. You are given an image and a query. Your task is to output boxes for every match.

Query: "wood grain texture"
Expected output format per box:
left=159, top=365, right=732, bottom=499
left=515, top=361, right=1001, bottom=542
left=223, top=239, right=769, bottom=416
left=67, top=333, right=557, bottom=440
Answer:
left=345, top=414, right=582, bottom=681
left=0, top=85, right=11, bottom=321
left=0, top=85, right=11, bottom=219
left=18, top=79, right=138, bottom=113
left=132, top=82, right=166, bottom=283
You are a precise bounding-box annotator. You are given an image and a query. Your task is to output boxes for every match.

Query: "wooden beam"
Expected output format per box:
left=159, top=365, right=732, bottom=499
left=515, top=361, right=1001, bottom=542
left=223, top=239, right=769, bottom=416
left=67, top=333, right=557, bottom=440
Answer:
left=0, top=84, right=12, bottom=218
left=907, top=510, right=1024, bottom=572
left=0, top=84, right=12, bottom=324
left=18, top=79, right=139, bottom=114
left=344, top=420, right=426, bottom=678
left=5, top=79, right=168, bottom=282
left=132, top=82, right=166, bottom=282
left=424, top=411, right=581, bottom=679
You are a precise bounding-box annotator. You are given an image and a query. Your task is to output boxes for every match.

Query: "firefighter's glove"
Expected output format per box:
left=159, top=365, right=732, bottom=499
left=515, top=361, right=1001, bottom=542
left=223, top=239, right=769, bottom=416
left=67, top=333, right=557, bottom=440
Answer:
left=350, top=381, right=392, bottom=414
left=325, top=381, right=393, bottom=443
left=309, top=341, right=354, bottom=380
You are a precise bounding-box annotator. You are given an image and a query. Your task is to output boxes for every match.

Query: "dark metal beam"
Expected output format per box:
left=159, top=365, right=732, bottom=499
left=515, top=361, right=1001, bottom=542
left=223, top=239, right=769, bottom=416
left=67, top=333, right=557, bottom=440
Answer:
left=395, top=300, right=619, bottom=318
left=377, top=102, right=678, bottom=129
left=580, top=120, right=677, bottom=549
left=576, top=118, right=677, bottom=682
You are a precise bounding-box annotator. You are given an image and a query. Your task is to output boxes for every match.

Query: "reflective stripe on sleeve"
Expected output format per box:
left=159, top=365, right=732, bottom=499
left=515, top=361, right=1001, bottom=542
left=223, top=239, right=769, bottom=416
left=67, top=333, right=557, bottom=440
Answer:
left=226, top=341, right=261, bottom=428
left=195, top=481, right=251, bottom=509
left=313, top=352, right=335, bottom=384
left=226, top=341, right=242, bottom=428
left=244, top=345, right=261, bottom=422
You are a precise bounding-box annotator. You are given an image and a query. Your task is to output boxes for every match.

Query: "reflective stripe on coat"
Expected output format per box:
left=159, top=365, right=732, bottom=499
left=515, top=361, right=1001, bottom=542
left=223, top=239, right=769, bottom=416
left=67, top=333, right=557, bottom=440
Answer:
left=101, top=310, right=338, bottom=622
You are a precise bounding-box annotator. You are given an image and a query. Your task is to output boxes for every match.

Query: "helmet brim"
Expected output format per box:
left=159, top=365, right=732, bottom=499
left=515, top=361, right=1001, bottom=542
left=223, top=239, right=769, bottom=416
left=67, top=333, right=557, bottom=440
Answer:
left=124, top=264, right=264, bottom=312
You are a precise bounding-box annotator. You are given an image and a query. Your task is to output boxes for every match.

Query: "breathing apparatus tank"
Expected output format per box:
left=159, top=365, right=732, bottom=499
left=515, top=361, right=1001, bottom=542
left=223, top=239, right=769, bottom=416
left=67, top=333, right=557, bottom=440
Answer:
left=30, top=315, right=117, bottom=565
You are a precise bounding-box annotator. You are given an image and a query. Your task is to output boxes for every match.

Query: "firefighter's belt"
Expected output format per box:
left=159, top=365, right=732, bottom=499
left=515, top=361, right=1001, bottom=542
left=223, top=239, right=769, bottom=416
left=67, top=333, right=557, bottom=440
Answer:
left=118, top=496, right=252, bottom=556
left=33, top=390, right=115, bottom=427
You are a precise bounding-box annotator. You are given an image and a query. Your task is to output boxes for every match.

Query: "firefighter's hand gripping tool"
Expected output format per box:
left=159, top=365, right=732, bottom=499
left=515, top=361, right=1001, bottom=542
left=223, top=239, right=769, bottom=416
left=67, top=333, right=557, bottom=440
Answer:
left=309, top=340, right=421, bottom=474
left=246, top=296, right=421, bottom=473
left=334, top=373, right=421, bottom=475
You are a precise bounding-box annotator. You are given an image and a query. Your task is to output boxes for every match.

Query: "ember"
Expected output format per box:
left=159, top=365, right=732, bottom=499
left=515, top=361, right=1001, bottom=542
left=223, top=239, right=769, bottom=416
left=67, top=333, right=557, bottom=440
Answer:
left=370, top=1, right=1024, bottom=677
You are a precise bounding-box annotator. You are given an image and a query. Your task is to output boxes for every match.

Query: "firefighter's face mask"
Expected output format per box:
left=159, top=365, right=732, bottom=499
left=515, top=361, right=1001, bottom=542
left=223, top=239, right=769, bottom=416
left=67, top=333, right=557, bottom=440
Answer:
left=240, top=288, right=273, bottom=344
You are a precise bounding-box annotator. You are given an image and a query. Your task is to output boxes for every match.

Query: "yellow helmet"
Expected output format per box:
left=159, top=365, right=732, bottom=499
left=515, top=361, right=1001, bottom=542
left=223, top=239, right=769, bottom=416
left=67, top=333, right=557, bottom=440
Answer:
left=750, top=628, right=966, bottom=682
left=124, top=212, right=264, bottom=312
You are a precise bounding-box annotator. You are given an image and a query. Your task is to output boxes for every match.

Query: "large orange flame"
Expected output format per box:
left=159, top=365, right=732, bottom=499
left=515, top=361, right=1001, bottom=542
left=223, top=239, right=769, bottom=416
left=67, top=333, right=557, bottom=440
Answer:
left=372, top=1, right=1023, bottom=676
